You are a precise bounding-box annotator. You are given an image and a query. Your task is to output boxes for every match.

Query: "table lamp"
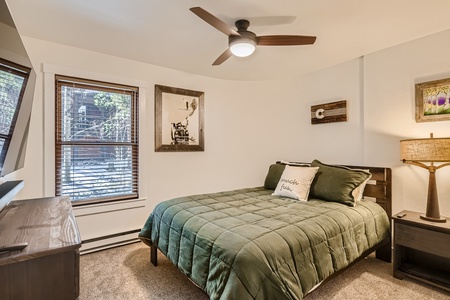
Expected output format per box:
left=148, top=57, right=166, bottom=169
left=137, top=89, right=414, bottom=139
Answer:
left=400, top=133, right=450, bottom=223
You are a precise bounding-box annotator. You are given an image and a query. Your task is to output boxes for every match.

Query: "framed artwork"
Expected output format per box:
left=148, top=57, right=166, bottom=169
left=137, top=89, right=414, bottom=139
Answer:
left=154, top=84, right=204, bottom=152
left=310, top=100, right=347, bottom=124
left=416, top=78, right=450, bottom=122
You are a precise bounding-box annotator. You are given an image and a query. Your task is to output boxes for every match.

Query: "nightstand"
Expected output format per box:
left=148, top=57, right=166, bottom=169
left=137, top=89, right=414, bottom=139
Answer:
left=393, top=210, right=450, bottom=292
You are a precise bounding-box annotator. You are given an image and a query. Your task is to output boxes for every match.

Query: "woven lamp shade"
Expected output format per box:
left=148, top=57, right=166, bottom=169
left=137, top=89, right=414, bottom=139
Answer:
left=400, top=137, right=450, bottom=162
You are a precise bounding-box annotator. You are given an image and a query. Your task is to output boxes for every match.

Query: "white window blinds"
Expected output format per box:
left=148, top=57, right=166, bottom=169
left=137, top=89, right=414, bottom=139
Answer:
left=55, top=75, right=139, bottom=204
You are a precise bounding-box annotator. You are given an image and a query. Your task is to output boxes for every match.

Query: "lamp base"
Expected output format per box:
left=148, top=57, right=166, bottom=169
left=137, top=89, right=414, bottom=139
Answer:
left=420, top=214, right=447, bottom=223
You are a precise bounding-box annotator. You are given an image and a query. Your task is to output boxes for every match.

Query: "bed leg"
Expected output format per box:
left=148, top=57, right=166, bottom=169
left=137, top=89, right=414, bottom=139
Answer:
left=150, top=243, right=158, bottom=266
left=376, top=240, right=392, bottom=263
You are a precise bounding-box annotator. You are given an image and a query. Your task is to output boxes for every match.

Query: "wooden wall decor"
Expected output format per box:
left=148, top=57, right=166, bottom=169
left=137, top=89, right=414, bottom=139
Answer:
left=311, top=100, right=347, bottom=124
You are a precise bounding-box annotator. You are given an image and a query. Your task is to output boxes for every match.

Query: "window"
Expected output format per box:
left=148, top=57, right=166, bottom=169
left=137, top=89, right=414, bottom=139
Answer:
left=0, top=58, right=30, bottom=171
left=55, top=75, right=139, bottom=204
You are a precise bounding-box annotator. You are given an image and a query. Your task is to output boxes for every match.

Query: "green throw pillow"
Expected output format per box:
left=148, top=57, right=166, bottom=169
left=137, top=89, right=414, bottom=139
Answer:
left=309, top=159, right=371, bottom=206
left=264, top=163, right=286, bottom=190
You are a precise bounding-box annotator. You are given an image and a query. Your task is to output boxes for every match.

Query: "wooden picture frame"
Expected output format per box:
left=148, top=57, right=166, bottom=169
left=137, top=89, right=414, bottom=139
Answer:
left=155, top=84, right=204, bottom=152
left=415, top=78, right=450, bottom=122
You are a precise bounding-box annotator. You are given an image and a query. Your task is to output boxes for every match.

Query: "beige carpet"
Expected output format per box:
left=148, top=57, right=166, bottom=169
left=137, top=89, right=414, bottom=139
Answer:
left=80, top=242, right=449, bottom=300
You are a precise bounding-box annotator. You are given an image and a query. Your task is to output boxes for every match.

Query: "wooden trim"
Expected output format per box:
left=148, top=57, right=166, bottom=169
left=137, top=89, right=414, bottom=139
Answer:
left=55, top=74, right=139, bottom=92
left=54, top=75, right=139, bottom=204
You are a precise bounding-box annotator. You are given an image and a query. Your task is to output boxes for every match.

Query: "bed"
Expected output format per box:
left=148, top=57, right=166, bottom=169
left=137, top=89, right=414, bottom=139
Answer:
left=138, top=160, right=392, bottom=300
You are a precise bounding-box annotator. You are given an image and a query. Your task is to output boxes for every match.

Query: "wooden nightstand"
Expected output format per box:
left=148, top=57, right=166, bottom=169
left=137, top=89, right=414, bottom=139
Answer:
left=393, top=210, right=450, bottom=292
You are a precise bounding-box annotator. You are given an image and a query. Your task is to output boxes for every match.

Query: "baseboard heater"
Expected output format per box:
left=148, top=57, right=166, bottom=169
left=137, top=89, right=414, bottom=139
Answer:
left=80, top=229, right=141, bottom=254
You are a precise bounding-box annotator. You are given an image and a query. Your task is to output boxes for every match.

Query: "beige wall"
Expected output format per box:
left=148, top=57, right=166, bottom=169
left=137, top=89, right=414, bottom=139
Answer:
left=4, top=29, right=450, bottom=243
left=364, top=29, right=450, bottom=216
left=296, top=29, right=450, bottom=217
left=4, top=37, right=310, bottom=243
left=294, top=57, right=364, bottom=164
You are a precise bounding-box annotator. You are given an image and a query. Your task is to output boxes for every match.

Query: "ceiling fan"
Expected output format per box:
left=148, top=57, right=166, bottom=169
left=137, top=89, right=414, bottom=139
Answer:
left=190, top=7, right=317, bottom=66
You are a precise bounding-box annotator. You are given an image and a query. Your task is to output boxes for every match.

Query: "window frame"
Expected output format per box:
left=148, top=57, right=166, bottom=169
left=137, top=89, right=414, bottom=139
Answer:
left=55, top=74, right=139, bottom=206
left=0, top=58, right=30, bottom=170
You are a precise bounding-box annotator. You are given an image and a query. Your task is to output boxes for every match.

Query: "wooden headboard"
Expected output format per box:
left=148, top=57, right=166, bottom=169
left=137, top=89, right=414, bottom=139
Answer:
left=345, top=165, right=392, bottom=218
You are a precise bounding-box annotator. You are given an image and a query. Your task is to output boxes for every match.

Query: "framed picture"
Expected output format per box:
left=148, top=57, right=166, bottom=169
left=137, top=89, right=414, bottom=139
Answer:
left=415, top=78, right=450, bottom=122
left=310, top=100, right=347, bottom=124
left=155, top=84, right=204, bottom=152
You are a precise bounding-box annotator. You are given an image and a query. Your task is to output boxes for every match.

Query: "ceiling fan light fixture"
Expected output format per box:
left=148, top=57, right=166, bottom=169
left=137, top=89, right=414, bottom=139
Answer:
left=190, top=8, right=317, bottom=65
left=229, top=38, right=256, bottom=57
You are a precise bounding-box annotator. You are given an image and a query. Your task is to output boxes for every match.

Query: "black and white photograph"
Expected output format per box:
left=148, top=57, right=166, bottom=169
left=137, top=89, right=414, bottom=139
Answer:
left=154, top=84, right=204, bottom=152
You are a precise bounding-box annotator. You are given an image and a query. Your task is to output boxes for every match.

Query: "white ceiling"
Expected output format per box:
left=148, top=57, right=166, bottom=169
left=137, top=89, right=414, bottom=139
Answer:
left=6, top=0, right=450, bottom=81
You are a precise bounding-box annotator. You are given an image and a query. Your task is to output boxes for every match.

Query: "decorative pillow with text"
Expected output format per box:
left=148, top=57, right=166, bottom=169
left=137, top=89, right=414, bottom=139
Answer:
left=272, top=165, right=319, bottom=201
left=263, top=161, right=310, bottom=190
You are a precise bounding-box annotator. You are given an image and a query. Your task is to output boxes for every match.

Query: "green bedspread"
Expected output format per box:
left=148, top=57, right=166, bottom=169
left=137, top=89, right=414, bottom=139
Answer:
left=139, top=187, right=390, bottom=300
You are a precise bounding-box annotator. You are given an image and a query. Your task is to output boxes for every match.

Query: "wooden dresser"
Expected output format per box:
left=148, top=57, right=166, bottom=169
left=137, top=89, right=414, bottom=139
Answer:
left=0, top=197, right=81, bottom=299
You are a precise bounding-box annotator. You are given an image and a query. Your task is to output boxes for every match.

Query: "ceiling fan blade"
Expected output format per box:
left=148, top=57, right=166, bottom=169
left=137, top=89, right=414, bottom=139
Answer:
left=190, top=7, right=240, bottom=36
left=212, top=49, right=232, bottom=66
left=257, top=35, right=317, bottom=46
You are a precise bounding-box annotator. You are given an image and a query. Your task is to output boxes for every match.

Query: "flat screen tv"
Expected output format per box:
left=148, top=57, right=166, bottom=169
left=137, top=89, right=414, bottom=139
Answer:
left=0, top=0, right=36, bottom=211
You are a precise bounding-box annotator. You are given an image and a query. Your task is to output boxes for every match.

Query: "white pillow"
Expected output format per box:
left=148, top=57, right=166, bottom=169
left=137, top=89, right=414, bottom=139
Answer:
left=279, top=160, right=310, bottom=166
left=352, top=177, right=371, bottom=201
left=350, top=169, right=372, bottom=202
left=272, top=165, right=319, bottom=201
